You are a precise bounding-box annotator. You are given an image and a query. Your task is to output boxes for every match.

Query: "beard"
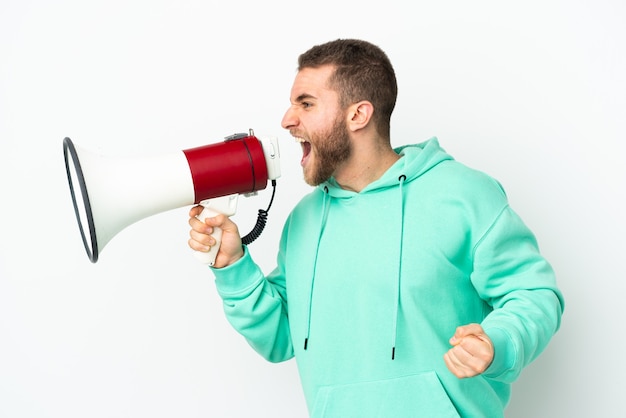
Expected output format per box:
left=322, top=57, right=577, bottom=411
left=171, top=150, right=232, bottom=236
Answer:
left=304, top=115, right=352, bottom=186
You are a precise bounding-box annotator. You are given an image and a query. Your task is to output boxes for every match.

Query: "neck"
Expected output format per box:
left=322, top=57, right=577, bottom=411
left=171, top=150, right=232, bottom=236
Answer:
left=334, top=139, right=400, bottom=192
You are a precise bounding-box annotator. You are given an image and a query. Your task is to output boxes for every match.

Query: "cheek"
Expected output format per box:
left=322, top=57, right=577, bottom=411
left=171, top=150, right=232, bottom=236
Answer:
left=312, top=108, right=340, bottom=128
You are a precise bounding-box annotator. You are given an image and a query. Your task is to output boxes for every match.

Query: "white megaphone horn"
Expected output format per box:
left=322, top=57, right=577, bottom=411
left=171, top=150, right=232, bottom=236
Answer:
left=63, top=129, right=280, bottom=265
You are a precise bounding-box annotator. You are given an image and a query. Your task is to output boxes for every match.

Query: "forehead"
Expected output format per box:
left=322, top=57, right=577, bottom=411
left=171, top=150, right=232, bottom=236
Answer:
left=289, top=65, right=338, bottom=102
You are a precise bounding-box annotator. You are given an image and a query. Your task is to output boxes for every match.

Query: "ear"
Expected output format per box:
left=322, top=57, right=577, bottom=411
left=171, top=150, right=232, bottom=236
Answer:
left=346, top=101, right=374, bottom=132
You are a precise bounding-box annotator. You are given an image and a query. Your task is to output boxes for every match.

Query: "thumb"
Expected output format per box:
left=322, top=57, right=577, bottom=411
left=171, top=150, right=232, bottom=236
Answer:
left=449, top=323, right=484, bottom=345
left=202, top=213, right=229, bottom=227
left=202, top=213, right=241, bottom=239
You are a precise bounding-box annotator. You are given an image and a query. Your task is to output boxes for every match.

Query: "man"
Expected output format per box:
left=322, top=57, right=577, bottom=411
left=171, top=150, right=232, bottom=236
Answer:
left=188, top=39, right=563, bottom=417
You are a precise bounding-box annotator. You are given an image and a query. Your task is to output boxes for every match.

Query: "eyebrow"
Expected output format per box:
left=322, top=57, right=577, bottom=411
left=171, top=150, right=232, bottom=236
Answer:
left=294, top=93, right=317, bottom=103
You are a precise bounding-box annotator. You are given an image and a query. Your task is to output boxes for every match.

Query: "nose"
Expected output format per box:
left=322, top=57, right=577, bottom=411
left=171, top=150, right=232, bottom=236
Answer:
left=281, top=106, right=297, bottom=130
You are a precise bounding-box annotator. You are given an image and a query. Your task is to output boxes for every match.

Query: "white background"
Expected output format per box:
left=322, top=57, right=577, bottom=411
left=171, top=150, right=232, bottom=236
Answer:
left=1, top=1, right=624, bottom=417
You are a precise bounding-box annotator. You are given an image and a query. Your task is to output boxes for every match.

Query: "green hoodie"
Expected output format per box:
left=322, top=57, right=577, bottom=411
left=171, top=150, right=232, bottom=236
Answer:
left=213, top=138, right=564, bottom=417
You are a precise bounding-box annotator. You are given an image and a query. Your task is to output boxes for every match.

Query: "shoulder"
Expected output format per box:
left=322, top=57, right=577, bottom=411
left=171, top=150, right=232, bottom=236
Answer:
left=423, top=159, right=507, bottom=199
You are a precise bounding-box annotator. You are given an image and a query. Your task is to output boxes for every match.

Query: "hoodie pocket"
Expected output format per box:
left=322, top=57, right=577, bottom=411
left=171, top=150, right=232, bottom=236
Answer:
left=310, top=371, right=460, bottom=418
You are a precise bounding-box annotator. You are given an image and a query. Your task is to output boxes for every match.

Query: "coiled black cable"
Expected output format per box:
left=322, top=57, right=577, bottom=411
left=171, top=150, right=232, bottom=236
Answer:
left=241, top=180, right=277, bottom=245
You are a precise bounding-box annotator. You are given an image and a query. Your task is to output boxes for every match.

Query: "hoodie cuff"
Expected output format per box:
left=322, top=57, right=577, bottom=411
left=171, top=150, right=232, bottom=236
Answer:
left=482, top=327, right=516, bottom=379
left=211, top=246, right=263, bottom=295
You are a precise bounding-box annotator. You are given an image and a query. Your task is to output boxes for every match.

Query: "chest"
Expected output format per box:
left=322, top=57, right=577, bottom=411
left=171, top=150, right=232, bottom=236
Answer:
left=284, top=191, right=477, bottom=308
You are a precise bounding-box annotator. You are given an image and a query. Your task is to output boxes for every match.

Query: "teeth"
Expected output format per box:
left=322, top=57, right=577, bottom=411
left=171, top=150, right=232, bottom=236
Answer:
left=294, top=136, right=307, bottom=143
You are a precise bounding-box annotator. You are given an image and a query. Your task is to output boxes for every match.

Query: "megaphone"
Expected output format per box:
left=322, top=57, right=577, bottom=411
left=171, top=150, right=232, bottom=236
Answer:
left=63, top=129, right=280, bottom=265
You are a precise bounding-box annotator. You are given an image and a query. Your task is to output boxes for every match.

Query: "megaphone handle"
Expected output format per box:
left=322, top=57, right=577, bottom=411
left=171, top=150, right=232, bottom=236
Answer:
left=194, top=205, right=223, bottom=266
left=193, top=195, right=239, bottom=266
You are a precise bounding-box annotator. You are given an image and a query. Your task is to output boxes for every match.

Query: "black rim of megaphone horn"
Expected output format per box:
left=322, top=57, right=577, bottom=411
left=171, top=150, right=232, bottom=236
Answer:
left=63, top=137, right=99, bottom=263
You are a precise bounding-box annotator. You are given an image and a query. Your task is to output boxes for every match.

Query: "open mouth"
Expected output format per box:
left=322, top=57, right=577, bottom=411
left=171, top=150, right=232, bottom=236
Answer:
left=295, top=137, right=312, bottom=166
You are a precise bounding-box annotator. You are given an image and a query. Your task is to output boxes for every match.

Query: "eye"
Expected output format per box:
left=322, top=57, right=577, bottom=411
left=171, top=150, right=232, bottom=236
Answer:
left=301, top=101, right=313, bottom=109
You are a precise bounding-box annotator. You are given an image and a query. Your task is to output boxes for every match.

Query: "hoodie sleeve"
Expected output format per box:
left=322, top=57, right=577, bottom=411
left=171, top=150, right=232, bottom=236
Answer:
left=212, top=247, right=294, bottom=363
left=470, top=205, right=564, bottom=383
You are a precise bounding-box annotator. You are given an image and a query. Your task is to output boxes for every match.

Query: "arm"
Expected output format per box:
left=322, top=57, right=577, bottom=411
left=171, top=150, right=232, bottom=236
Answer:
left=188, top=205, right=294, bottom=363
left=212, top=249, right=293, bottom=363
left=445, top=206, right=564, bottom=382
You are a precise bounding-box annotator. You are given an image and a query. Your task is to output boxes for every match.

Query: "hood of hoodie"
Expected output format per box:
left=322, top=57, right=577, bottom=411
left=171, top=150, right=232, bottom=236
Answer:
left=320, top=137, right=454, bottom=198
